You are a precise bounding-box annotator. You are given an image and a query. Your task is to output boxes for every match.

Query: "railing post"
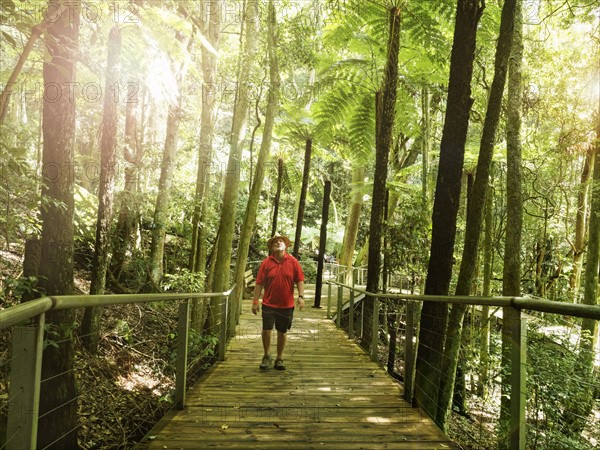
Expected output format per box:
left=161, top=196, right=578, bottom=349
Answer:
left=507, top=306, right=526, bottom=450
left=218, top=294, right=228, bottom=361
left=174, top=300, right=190, bottom=410
left=6, top=313, right=45, bottom=450
left=404, top=300, right=415, bottom=403
left=371, top=297, right=379, bottom=361
left=348, top=289, right=354, bottom=339
left=327, top=282, right=332, bottom=319
left=336, top=284, right=343, bottom=328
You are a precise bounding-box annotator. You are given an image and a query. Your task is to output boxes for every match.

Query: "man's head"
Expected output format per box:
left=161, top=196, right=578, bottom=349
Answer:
left=268, top=234, right=291, bottom=252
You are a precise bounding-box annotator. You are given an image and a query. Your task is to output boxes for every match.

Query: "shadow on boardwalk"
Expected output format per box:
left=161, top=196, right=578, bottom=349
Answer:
left=136, top=290, right=457, bottom=449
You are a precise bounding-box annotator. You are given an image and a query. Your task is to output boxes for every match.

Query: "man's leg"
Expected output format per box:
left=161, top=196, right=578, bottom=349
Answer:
left=274, top=308, right=293, bottom=370
left=276, top=331, right=286, bottom=360
left=262, top=329, right=272, bottom=356
left=260, top=307, right=275, bottom=369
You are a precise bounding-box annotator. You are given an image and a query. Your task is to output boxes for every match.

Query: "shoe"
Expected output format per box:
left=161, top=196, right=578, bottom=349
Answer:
left=274, top=358, right=286, bottom=370
left=260, top=355, right=271, bottom=370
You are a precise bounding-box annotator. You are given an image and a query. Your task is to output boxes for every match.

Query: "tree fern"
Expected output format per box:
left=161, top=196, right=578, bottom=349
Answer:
left=348, top=93, right=377, bottom=163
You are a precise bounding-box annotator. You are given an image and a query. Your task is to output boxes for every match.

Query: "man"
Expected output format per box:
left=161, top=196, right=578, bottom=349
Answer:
left=252, top=234, right=305, bottom=370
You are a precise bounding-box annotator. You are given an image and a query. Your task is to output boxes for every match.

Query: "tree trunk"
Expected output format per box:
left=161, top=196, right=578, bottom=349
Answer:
left=37, top=2, right=80, bottom=448
left=477, top=178, right=494, bottom=397
left=415, top=0, right=484, bottom=422
left=314, top=180, right=332, bottom=308
left=363, top=5, right=402, bottom=353
left=570, top=147, right=594, bottom=303
left=271, top=157, right=284, bottom=236
left=232, top=0, right=280, bottom=332
left=436, top=0, right=517, bottom=429
left=421, top=85, right=432, bottom=219
left=499, top=0, right=523, bottom=445
left=292, top=138, right=313, bottom=258
left=339, top=165, right=365, bottom=284
left=110, top=86, right=140, bottom=282
left=562, top=103, right=600, bottom=434
left=81, top=26, right=122, bottom=353
left=148, top=36, right=193, bottom=290
left=188, top=0, right=221, bottom=330
left=0, top=20, right=48, bottom=125
left=211, top=1, right=259, bottom=300
left=190, top=0, right=221, bottom=274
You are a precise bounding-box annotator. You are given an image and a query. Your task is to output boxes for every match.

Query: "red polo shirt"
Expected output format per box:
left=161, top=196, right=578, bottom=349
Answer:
left=256, top=253, right=304, bottom=308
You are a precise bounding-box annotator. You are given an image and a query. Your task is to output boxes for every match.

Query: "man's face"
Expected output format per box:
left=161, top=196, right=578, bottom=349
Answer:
left=270, top=237, right=287, bottom=252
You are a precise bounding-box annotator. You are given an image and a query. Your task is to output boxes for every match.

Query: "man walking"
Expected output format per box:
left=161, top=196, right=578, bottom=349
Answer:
left=252, top=234, right=305, bottom=370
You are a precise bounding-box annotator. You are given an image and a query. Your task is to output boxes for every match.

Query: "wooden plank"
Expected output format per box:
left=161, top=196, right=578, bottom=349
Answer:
left=141, top=440, right=455, bottom=449
left=135, top=290, right=457, bottom=449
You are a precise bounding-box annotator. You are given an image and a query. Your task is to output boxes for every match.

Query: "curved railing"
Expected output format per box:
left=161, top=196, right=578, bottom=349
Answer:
left=325, top=281, right=600, bottom=450
left=0, top=286, right=236, bottom=450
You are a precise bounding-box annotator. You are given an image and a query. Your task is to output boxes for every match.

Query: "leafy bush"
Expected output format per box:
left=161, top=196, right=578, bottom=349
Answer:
left=163, top=269, right=204, bottom=293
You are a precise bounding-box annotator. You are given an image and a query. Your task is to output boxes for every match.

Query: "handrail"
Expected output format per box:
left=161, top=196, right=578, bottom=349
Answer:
left=327, top=281, right=600, bottom=320
left=1, top=285, right=236, bottom=450
left=325, top=280, right=600, bottom=450
left=0, top=289, right=234, bottom=330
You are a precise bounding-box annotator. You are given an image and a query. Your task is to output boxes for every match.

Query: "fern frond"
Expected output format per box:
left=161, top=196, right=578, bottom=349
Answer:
left=348, top=93, right=376, bottom=164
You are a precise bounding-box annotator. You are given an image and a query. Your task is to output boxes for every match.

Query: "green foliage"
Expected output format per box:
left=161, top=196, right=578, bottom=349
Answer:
left=0, top=131, right=41, bottom=247
left=386, top=188, right=430, bottom=282
left=0, top=275, right=40, bottom=306
left=298, top=254, right=318, bottom=283
left=526, top=325, right=598, bottom=449
left=167, top=329, right=218, bottom=368
left=163, top=269, right=204, bottom=293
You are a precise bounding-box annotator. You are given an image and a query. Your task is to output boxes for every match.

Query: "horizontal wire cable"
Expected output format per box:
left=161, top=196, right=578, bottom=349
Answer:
left=40, top=366, right=78, bottom=384
left=0, top=428, right=21, bottom=450
left=38, top=393, right=83, bottom=420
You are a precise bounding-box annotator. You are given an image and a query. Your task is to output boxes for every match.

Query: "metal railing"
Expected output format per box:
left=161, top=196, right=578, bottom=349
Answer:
left=326, top=281, right=600, bottom=450
left=0, top=286, right=235, bottom=450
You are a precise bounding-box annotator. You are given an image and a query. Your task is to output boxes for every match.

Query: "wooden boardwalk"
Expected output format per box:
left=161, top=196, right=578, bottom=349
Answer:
left=136, top=289, right=457, bottom=449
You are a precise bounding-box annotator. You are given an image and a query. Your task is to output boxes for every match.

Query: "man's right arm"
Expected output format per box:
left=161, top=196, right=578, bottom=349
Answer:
left=252, top=284, right=263, bottom=315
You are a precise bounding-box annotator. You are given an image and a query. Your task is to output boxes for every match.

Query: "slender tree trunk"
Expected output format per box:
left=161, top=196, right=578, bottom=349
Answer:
left=292, top=138, right=313, bottom=258
left=421, top=85, right=432, bottom=219
left=189, top=0, right=221, bottom=330
left=148, top=36, right=193, bottom=290
left=415, top=0, right=484, bottom=421
left=271, top=157, right=284, bottom=236
left=110, top=87, right=140, bottom=283
left=498, top=0, right=523, bottom=445
left=81, top=27, right=122, bottom=353
left=148, top=103, right=182, bottom=289
left=363, top=5, right=402, bottom=353
left=232, top=0, right=280, bottom=332
left=0, top=20, right=48, bottom=125
left=315, top=180, right=332, bottom=308
left=570, top=147, right=594, bottom=302
left=339, top=166, right=365, bottom=284
left=205, top=226, right=220, bottom=292
left=211, top=1, right=259, bottom=300
left=562, top=106, right=600, bottom=434
left=477, top=178, right=494, bottom=397
left=37, top=2, right=80, bottom=448
left=190, top=0, right=221, bottom=272
left=436, top=0, right=517, bottom=429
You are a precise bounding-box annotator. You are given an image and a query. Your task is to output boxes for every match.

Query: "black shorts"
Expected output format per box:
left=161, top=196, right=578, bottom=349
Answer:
left=262, top=305, right=294, bottom=333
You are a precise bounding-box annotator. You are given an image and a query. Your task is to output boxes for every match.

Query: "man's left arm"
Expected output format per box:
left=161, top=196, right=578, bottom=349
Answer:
left=296, top=280, right=305, bottom=310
